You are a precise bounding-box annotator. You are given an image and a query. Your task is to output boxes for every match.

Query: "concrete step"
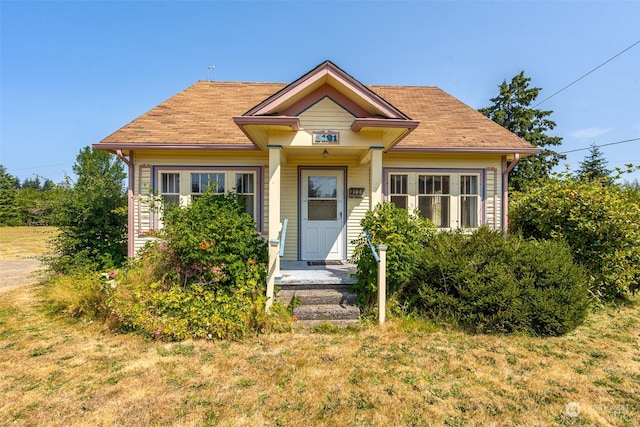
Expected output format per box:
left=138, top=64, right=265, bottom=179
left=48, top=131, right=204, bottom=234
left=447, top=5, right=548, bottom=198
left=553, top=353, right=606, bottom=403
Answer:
left=276, top=288, right=357, bottom=306
left=293, top=319, right=361, bottom=329
left=293, top=304, right=360, bottom=321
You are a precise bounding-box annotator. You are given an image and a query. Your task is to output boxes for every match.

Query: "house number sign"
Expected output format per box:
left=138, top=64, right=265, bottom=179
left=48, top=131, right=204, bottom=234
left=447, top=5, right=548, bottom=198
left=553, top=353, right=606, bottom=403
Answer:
left=312, top=131, right=340, bottom=144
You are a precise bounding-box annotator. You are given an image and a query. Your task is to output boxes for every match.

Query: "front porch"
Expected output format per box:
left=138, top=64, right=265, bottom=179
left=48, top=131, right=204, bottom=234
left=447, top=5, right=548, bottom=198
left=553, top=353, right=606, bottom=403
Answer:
left=275, top=261, right=360, bottom=327
left=277, top=261, right=357, bottom=285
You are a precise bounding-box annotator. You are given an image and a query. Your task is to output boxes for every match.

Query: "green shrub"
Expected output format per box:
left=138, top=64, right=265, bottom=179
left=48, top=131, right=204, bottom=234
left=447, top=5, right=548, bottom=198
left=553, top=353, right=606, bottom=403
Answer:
left=509, top=176, right=640, bottom=301
left=160, top=191, right=267, bottom=287
left=410, top=228, right=591, bottom=336
left=104, top=189, right=287, bottom=340
left=350, top=202, right=435, bottom=308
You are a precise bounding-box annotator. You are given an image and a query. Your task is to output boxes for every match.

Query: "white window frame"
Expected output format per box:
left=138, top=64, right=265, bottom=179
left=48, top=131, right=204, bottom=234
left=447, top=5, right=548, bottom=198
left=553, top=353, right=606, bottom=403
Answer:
left=155, top=167, right=261, bottom=230
left=385, top=169, right=483, bottom=229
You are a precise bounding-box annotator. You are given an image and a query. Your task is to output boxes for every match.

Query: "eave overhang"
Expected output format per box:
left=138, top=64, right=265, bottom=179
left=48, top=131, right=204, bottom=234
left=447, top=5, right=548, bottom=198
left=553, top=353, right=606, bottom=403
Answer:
left=389, top=146, right=541, bottom=158
left=93, top=142, right=259, bottom=154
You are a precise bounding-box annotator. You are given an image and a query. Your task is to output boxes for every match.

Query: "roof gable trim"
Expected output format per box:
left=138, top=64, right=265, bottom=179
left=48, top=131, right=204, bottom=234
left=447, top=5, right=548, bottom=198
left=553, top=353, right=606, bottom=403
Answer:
left=243, top=61, right=411, bottom=120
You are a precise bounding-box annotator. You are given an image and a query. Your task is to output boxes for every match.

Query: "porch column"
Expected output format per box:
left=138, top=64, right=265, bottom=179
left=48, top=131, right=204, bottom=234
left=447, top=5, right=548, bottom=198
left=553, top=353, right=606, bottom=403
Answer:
left=266, top=145, right=282, bottom=311
left=370, top=147, right=384, bottom=209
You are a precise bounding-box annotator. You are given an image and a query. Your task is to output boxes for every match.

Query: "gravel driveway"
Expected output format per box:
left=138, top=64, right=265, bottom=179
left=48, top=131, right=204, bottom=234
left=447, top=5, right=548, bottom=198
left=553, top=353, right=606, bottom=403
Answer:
left=0, top=259, right=44, bottom=291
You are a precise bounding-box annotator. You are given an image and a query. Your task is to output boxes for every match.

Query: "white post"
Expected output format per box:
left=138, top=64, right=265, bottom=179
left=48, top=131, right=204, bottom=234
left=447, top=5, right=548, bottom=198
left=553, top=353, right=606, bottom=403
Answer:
left=266, top=239, right=279, bottom=312
left=377, top=244, right=388, bottom=324
left=370, top=147, right=383, bottom=209
left=268, top=145, right=282, bottom=289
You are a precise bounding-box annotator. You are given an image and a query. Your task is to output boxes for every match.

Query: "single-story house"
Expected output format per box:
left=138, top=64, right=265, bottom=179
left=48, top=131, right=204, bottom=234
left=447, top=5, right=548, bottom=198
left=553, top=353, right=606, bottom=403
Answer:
left=95, top=60, right=537, bottom=276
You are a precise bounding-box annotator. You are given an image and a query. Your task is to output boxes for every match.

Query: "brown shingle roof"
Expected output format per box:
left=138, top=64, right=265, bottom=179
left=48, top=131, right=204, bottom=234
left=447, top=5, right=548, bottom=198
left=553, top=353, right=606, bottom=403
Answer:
left=99, top=81, right=284, bottom=146
left=98, top=80, right=535, bottom=152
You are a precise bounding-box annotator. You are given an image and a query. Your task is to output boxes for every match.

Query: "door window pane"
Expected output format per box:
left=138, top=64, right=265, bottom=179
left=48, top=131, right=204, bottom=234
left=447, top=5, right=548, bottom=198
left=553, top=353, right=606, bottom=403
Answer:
left=308, top=200, right=337, bottom=220
left=308, top=176, right=337, bottom=199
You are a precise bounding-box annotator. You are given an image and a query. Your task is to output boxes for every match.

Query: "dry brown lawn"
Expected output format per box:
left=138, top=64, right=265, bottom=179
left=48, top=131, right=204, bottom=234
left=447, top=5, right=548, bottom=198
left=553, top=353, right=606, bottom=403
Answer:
left=0, top=227, right=638, bottom=426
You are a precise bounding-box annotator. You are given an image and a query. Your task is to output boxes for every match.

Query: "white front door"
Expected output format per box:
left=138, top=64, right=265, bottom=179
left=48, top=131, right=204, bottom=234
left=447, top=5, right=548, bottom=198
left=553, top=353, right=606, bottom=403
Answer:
left=301, top=169, right=345, bottom=260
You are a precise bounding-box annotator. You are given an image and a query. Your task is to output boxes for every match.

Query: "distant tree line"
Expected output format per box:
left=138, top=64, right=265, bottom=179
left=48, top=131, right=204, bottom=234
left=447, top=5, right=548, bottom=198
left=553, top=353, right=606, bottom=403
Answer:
left=0, top=165, right=68, bottom=226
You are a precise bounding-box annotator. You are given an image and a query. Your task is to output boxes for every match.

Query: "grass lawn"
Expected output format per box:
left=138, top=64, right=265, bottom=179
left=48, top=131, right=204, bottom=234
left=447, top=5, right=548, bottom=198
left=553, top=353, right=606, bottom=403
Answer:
left=0, top=227, right=638, bottom=426
left=0, top=226, right=57, bottom=260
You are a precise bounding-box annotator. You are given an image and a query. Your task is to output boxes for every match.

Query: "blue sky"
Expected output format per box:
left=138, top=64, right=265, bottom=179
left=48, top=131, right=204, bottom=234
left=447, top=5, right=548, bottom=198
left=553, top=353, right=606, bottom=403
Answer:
left=2, top=1, right=639, bottom=184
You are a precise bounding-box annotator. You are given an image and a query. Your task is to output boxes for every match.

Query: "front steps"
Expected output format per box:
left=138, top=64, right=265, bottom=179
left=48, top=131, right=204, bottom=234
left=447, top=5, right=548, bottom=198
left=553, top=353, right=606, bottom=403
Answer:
left=275, top=283, right=360, bottom=327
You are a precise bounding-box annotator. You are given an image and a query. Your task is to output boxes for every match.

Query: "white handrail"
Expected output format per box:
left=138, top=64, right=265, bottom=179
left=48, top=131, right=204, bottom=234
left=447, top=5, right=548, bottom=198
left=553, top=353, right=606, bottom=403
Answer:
left=279, top=219, right=288, bottom=257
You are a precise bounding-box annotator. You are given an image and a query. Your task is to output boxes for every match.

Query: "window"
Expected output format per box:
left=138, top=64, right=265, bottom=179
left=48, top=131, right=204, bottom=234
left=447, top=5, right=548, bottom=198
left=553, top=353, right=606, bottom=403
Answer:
left=307, top=176, right=338, bottom=221
left=160, top=173, right=180, bottom=206
left=235, top=173, right=255, bottom=218
left=191, top=172, right=225, bottom=200
left=460, top=175, right=478, bottom=228
left=156, top=168, right=260, bottom=226
left=386, top=170, right=482, bottom=229
left=418, top=175, right=450, bottom=228
left=389, top=174, right=408, bottom=209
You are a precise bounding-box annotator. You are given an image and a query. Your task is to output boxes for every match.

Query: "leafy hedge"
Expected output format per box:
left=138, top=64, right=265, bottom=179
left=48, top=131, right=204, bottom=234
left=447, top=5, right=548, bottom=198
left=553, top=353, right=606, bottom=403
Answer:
left=509, top=176, right=640, bottom=301
left=351, top=204, right=592, bottom=336
left=350, top=202, right=435, bottom=308
left=409, top=229, right=591, bottom=336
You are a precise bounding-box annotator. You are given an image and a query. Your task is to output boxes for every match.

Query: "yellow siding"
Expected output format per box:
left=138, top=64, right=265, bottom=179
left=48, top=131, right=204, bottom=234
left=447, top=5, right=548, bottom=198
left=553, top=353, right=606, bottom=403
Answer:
left=129, top=148, right=504, bottom=258
left=345, top=164, right=369, bottom=260
left=133, top=164, right=155, bottom=254
left=270, top=98, right=381, bottom=148
left=280, top=164, right=298, bottom=260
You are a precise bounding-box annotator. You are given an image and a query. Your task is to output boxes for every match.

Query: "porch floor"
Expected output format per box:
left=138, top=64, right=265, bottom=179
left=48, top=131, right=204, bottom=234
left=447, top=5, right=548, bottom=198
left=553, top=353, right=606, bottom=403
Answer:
left=277, top=261, right=357, bottom=285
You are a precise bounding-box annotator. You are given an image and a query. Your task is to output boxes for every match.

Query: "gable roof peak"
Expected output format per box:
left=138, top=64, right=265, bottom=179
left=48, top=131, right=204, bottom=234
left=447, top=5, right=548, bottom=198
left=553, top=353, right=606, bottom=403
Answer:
left=243, top=60, right=410, bottom=120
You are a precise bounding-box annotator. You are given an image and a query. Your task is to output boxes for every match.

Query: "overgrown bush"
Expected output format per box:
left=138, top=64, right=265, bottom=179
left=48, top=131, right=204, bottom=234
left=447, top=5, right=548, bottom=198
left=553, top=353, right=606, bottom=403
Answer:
left=509, top=176, right=640, bottom=301
left=105, top=189, right=287, bottom=340
left=410, top=228, right=591, bottom=336
left=160, top=191, right=268, bottom=287
left=350, top=202, right=435, bottom=308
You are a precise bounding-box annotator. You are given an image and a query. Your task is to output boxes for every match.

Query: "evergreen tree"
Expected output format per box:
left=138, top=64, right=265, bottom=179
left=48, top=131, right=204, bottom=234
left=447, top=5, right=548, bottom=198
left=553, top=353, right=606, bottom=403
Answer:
left=479, top=71, right=565, bottom=192
left=577, top=144, right=612, bottom=184
left=0, top=165, right=21, bottom=225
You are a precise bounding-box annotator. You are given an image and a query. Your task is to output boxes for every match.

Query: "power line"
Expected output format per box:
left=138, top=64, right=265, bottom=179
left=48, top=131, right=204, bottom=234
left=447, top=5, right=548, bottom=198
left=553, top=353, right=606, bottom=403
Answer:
left=560, top=137, right=640, bottom=154
left=534, top=40, right=640, bottom=108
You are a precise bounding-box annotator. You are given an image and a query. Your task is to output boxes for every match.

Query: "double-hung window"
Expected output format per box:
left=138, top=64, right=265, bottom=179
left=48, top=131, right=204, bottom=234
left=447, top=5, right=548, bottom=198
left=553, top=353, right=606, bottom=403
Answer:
left=387, top=170, right=481, bottom=229
left=459, top=175, right=479, bottom=228
left=389, top=174, right=408, bottom=209
left=235, top=173, right=255, bottom=218
left=418, top=175, right=450, bottom=228
left=160, top=173, right=180, bottom=206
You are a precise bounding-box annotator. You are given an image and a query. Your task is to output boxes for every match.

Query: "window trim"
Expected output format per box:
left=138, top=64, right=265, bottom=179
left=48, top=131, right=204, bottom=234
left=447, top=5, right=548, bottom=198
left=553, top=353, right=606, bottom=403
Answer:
left=383, top=168, right=485, bottom=229
left=153, top=166, right=263, bottom=232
